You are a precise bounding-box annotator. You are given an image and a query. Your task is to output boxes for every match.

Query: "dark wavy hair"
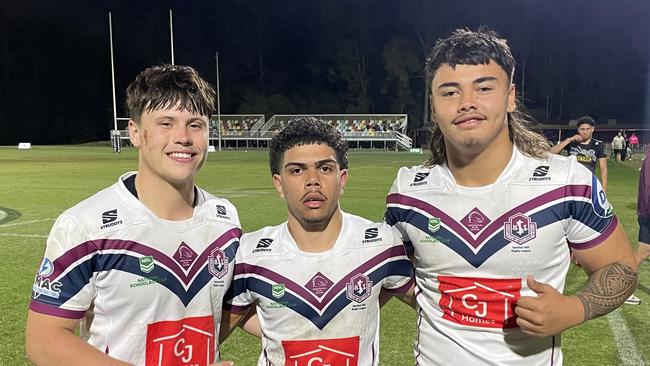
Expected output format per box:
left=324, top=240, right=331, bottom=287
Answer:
left=269, top=116, right=349, bottom=175
left=126, top=64, right=215, bottom=123
left=424, top=28, right=550, bottom=166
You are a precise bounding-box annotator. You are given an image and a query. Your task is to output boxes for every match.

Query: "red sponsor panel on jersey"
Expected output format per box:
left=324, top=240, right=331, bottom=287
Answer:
left=282, top=336, right=359, bottom=366
left=145, top=315, right=215, bottom=366
left=438, top=276, right=522, bottom=328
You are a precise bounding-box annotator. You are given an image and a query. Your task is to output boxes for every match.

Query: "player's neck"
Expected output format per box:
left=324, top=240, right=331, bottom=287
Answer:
left=287, top=209, right=343, bottom=253
left=581, top=137, right=592, bottom=144
left=446, top=136, right=514, bottom=187
left=134, top=170, right=195, bottom=221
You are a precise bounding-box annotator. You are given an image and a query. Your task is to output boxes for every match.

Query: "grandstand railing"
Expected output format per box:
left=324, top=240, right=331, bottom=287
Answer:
left=110, top=113, right=412, bottom=150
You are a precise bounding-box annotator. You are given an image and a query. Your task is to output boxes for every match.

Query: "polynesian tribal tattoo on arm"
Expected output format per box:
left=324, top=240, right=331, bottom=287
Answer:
left=574, top=263, right=638, bottom=321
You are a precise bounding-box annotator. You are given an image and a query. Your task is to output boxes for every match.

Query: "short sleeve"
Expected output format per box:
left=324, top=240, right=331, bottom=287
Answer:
left=30, top=214, right=97, bottom=319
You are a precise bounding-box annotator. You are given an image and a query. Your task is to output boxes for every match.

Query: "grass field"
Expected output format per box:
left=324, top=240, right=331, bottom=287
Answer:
left=0, top=145, right=648, bottom=365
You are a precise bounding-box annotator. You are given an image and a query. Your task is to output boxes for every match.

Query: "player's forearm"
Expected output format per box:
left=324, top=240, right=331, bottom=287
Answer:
left=26, top=327, right=132, bottom=366
left=573, top=262, right=637, bottom=321
left=550, top=139, right=572, bottom=154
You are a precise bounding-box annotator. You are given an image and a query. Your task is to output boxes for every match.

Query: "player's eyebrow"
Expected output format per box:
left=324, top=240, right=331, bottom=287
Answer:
left=284, top=158, right=337, bottom=169
left=436, top=77, right=498, bottom=90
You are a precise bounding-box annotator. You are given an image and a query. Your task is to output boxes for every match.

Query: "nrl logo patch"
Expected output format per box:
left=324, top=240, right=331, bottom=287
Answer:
left=428, top=217, right=441, bottom=233
left=272, top=284, right=285, bottom=299
left=139, top=256, right=155, bottom=273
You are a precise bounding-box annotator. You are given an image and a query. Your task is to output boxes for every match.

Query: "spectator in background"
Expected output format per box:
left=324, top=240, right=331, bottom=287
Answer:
left=550, top=116, right=608, bottom=191
left=626, top=145, right=650, bottom=305
left=629, top=133, right=639, bottom=160
left=621, top=132, right=629, bottom=162
left=612, top=131, right=625, bottom=162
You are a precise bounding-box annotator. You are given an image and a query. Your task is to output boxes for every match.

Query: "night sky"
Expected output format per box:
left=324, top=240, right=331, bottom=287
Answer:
left=1, top=0, right=649, bottom=145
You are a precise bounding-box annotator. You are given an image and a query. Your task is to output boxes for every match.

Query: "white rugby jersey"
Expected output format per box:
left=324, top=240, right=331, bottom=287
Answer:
left=30, top=172, right=241, bottom=366
left=225, top=212, right=414, bottom=366
left=385, top=149, right=616, bottom=366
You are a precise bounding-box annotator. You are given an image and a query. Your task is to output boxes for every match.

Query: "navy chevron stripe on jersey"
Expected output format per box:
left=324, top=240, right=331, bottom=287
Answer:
left=386, top=200, right=615, bottom=268
left=230, top=259, right=412, bottom=329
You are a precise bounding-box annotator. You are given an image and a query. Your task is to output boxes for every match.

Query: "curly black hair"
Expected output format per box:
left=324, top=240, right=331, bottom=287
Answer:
left=269, top=116, right=349, bottom=175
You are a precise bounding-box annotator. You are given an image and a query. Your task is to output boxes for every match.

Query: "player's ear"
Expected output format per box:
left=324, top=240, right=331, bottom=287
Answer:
left=507, top=84, right=516, bottom=113
left=339, top=169, right=348, bottom=195
left=272, top=174, right=285, bottom=198
left=128, top=119, right=141, bottom=148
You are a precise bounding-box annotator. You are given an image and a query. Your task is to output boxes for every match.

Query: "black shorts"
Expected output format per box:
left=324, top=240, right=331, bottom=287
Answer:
left=638, top=215, right=650, bottom=244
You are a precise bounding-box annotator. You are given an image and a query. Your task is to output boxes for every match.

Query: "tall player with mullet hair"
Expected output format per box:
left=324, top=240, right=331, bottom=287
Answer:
left=26, top=65, right=240, bottom=366
left=385, top=29, right=638, bottom=365
left=225, top=117, right=414, bottom=365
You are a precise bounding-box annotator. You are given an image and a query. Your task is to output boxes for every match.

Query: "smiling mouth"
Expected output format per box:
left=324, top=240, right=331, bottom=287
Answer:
left=167, top=152, right=195, bottom=160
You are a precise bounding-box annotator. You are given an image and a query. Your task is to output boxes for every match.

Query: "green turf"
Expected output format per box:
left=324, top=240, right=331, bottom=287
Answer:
left=0, top=146, right=648, bottom=365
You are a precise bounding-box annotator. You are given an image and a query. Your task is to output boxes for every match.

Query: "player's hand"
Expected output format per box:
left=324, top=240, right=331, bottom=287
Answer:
left=514, top=277, right=583, bottom=337
left=209, top=361, right=235, bottom=366
left=571, top=134, right=582, bottom=143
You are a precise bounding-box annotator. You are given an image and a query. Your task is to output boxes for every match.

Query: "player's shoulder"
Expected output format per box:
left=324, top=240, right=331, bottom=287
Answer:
left=520, top=152, right=592, bottom=185
left=196, top=188, right=241, bottom=227
left=60, top=178, right=148, bottom=237
left=239, top=224, right=285, bottom=257
left=391, top=164, right=442, bottom=193
left=342, top=212, right=401, bottom=248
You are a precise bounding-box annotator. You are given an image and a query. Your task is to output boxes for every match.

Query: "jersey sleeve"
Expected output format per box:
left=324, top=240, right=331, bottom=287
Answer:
left=223, top=246, right=254, bottom=314
left=564, top=167, right=617, bottom=250
left=30, top=214, right=97, bottom=319
left=596, top=141, right=607, bottom=159
left=384, top=169, right=411, bottom=248
left=381, top=226, right=415, bottom=294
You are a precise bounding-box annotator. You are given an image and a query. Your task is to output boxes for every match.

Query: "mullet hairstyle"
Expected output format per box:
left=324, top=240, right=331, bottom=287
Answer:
left=424, top=28, right=550, bottom=166
left=269, top=116, right=349, bottom=175
left=126, top=64, right=216, bottom=123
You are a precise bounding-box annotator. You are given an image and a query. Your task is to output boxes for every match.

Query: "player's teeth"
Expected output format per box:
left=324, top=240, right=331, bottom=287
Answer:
left=170, top=152, right=191, bottom=159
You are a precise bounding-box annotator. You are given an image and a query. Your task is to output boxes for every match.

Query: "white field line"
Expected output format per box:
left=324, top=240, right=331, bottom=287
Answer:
left=0, top=218, right=54, bottom=228
left=607, top=308, right=646, bottom=366
left=0, top=233, right=47, bottom=238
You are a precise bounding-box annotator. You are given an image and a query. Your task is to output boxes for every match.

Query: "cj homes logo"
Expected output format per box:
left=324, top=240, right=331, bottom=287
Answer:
left=529, top=166, right=551, bottom=182
left=409, top=172, right=430, bottom=187
left=252, top=238, right=273, bottom=253
left=362, top=228, right=382, bottom=243
left=100, top=209, right=123, bottom=229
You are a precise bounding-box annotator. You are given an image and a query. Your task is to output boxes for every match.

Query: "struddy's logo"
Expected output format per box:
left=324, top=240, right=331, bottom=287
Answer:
left=504, top=213, right=537, bottom=244
left=346, top=274, right=372, bottom=303
left=253, top=238, right=273, bottom=253
left=410, top=172, right=430, bottom=187
left=362, top=228, right=382, bottom=243
left=100, top=209, right=122, bottom=229
left=438, top=276, right=521, bottom=329
left=461, top=208, right=491, bottom=234
left=215, top=205, right=230, bottom=219
left=529, top=165, right=551, bottom=181
left=208, top=248, right=229, bottom=279
left=139, top=256, right=155, bottom=273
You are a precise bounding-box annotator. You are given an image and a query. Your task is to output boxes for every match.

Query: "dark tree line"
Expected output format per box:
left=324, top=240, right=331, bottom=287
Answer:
left=1, top=0, right=648, bottom=145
